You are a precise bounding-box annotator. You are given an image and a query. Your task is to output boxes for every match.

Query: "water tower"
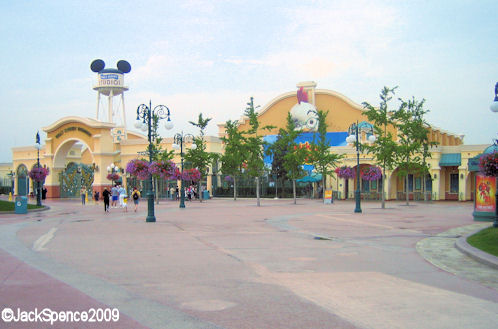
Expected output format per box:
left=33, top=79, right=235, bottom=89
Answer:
left=91, top=59, right=131, bottom=142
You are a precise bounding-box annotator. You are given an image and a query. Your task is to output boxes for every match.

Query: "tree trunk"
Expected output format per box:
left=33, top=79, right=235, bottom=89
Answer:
left=154, top=177, right=160, bottom=204
left=198, top=180, right=202, bottom=202
left=405, top=175, right=410, bottom=206
left=381, top=166, right=386, bottom=209
left=256, top=176, right=260, bottom=207
left=321, top=176, right=325, bottom=201
left=233, top=176, right=237, bottom=201
left=293, top=179, right=297, bottom=204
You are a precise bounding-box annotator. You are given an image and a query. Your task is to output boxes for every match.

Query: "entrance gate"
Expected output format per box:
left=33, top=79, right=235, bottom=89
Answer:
left=59, top=163, right=94, bottom=198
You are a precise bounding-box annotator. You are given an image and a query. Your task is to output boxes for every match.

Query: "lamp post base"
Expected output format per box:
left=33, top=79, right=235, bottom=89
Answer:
left=146, top=190, right=156, bottom=223
left=354, top=190, right=362, bottom=213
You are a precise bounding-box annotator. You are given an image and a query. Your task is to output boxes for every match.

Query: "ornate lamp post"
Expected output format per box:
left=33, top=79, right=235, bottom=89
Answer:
left=346, top=121, right=376, bottom=213
left=34, top=132, right=42, bottom=206
left=135, top=101, right=174, bottom=222
left=172, top=132, right=196, bottom=208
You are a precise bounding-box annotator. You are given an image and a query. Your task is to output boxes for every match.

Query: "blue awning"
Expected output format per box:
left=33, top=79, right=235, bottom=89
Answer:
left=297, top=173, right=322, bottom=183
left=439, top=153, right=461, bottom=166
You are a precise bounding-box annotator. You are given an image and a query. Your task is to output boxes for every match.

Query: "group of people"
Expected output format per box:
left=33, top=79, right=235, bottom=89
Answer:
left=80, top=185, right=141, bottom=213
left=169, top=185, right=201, bottom=201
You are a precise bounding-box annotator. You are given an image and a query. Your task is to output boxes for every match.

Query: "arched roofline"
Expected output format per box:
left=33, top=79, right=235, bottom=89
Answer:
left=43, top=116, right=116, bottom=133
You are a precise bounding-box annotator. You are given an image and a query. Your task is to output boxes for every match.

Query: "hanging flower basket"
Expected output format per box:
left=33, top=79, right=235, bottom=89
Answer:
left=361, top=165, right=382, bottom=181
left=224, top=175, right=233, bottom=182
left=106, top=173, right=120, bottom=182
left=28, top=167, right=50, bottom=182
left=335, top=166, right=355, bottom=179
left=479, top=151, right=498, bottom=177
left=126, top=159, right=150, bottom=180
left=149, top=160, right=179, bottom=180
left=181, top=168, right=201, bottom=182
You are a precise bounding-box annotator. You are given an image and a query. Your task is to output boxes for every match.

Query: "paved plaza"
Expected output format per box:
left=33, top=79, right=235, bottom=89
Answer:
left=0, top=197, right=497, bottom=328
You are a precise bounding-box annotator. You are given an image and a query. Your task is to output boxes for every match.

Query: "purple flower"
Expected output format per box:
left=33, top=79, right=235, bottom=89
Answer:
left=479, top=151, right=498, bottom=177
left=335, top=166, right=355, bottom=179
left=361, top=166, right=382, bottom=181
left=28, top=167, right=50, bottom=182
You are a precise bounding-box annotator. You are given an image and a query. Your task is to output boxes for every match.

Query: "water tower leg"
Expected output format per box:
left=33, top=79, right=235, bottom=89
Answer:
left=96, top=92, right=101, bottom=120
left=108, top=89, right=114, bottom=123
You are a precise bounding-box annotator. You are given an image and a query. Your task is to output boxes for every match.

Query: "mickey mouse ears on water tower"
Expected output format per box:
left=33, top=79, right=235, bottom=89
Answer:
left=90, top=59, right=131, bottom=73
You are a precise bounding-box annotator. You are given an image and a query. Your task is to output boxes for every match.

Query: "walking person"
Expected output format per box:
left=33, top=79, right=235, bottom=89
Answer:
left=118, top=185, right=126, bottom=208
left=131, top=187, right=140, bottom=212
left=94, top=190, right=100, bottom=205
left=102, top=188, right=110, bottom=212
left=111, top=184, right=119, bottom=208
left=80, top=186, right=87, bottom=205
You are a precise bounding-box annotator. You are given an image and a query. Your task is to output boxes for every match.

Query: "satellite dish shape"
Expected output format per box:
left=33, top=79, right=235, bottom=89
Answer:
left=90, top=59, right=105, bottom=72
left=117, top=60, right=131, bottom=73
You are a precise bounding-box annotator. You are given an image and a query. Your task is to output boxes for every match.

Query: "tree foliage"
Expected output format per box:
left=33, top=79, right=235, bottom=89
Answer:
left=309, top=110, right=344, bottom=198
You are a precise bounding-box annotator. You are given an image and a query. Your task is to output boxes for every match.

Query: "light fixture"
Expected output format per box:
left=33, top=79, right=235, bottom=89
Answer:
left=165, top=119, right=173, bottom=130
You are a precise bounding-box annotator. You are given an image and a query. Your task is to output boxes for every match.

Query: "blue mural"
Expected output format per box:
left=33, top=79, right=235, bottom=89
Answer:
left=263, top=131, right=348, bottom=165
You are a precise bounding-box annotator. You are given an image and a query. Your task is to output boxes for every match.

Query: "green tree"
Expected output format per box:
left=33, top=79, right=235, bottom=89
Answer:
left=393, top=96, right=429, bottom=206
left=280, top=113, right=307, bottom=204
left=309, top=110, right=344, bottom=199
left=220, top=120, right=246, bottom=200
left=184, top=113, right=213, bottom=202
left=242, top=97, right=274, bottom=207
left=266, top=134, right=288, bottom=198
left=362, top=86, right=398, bottom=209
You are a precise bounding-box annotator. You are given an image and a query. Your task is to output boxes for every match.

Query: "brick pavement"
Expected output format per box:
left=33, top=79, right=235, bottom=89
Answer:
left=0, top=197, right=497, bottom=328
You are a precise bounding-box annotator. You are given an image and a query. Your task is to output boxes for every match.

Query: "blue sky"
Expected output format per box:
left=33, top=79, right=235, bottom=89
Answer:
left=1, top=0, right=497, bottom=162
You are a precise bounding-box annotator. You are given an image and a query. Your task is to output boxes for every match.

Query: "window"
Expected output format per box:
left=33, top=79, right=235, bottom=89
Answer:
left=425, top=174, right=432, bottom=192
left=450, top=174, right=459, bottom=193
left=415, top=177, right=421, bottom=190
left=406, top=174, right=414, bottom=192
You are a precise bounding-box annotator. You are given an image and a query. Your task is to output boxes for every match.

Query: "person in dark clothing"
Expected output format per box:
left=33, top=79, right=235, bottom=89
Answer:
left=102, top=188, right=110, bottom=212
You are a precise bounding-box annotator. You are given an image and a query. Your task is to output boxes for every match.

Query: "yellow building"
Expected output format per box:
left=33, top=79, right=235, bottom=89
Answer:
left=219, top=81, right=487, bottom=201
left=10, top=81, right=489, bottom=201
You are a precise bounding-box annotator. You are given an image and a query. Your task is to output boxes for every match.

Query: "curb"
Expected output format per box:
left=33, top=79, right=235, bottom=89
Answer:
left=0, top=205, right=50, bottom=214
left=455, top=226, right=498, bottom=270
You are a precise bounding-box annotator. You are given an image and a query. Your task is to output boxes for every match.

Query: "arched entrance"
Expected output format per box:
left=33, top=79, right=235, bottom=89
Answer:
left=53, top=139, right=95, bottom=198
left=16, top=164, right=28, bottom=196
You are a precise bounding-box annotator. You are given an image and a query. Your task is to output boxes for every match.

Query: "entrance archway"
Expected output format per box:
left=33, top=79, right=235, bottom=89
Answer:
left=53, top=139, right=95, bottom=198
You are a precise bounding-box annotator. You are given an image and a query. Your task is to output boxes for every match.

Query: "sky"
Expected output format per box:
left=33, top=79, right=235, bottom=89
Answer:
left=1, top=0, right=497, bottom=163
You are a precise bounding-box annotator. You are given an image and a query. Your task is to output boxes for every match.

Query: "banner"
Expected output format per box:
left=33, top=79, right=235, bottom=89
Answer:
left=475, top=174, right=496, bottom=213
left=324, top=190, right=333, bottom=204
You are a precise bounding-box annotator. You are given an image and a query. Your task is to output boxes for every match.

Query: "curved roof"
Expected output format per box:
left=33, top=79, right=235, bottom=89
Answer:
left=43, top=116, right=116, bottom=133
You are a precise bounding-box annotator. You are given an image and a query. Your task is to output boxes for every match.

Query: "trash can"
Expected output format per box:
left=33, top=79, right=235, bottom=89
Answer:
left=202, top=190, right=210, bottom=200
left=15, top=196, right=28, bottom=214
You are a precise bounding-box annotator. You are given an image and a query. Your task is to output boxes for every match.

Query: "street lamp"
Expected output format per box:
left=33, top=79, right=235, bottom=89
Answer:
left=106, top=163, right=121, bottom=186
left=34, top=132, right=42, bottom=206
left=136, top=101, right=174, bottom=222
left=346, top=121, right=376, bottom=213
left=489, top=82, right=498, bottom=227
left=172, top=132, right=196, bottom=208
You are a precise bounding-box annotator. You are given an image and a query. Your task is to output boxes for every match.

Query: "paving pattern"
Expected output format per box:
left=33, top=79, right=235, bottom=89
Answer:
left=0, top=197, right=497, bottom=329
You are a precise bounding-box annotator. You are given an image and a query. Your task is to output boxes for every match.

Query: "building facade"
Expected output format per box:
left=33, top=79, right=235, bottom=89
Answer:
left=10, top=81, right=489, bottom=201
